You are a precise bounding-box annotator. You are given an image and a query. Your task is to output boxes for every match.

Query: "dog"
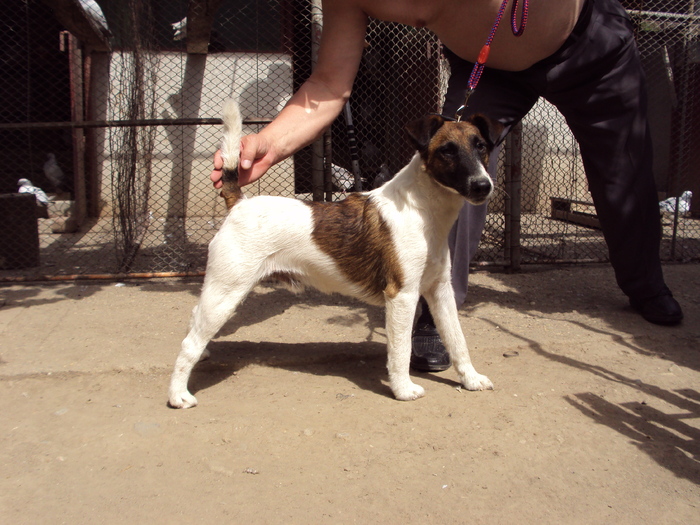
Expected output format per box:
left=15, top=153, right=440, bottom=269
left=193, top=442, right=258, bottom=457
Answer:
left=168, top=99, right=502, bottom=408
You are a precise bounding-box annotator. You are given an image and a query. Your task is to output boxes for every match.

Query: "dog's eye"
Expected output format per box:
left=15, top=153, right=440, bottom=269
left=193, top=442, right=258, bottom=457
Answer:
left=436, top=142, right=458, bottom=157
left=475, top=139, right=488, bottom=153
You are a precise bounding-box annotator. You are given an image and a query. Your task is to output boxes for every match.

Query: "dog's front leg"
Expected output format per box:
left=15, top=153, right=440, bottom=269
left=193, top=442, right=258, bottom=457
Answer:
left=425, top=282, right=493, bottom=391
left=385, top=291, right=425, bottom=400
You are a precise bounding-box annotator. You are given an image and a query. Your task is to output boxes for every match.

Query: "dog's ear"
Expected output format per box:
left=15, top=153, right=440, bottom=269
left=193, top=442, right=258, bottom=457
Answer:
left=405, top=114, right=446, bottom=152
left=468, top=114, right=504, bottom=149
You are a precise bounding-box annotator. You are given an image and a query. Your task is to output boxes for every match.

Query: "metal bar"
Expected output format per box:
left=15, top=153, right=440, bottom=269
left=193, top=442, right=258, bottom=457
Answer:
left=0, top=271, right=205, bottom=283
left=669, top=0, right=698, bottom=258
left=310, top=0, right=325, bottom=202
left=343, top=102, right=363, bottom=191
left=504, top=155, right=512, bottom=268
left=0, top=118, right=272, bottom=130
left=503, top=122, right=523, bottom=271
left=509, top=122, right=522, bottom=271
left=627, top=10, right=700, bottom=21
left=324, top=130, right=333, bottom=202
left=662, top=45, right=678, bottom=108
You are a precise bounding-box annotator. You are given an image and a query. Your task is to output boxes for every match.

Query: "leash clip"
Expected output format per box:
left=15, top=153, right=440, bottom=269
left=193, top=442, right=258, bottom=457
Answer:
left=454, top=88, right=475, bottom=122
left=453, top=0, right=529, bottom=123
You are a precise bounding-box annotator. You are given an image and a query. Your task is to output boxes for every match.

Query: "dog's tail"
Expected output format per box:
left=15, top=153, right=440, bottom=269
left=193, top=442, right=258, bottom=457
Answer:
left=219, top=98, right=244, bottom=210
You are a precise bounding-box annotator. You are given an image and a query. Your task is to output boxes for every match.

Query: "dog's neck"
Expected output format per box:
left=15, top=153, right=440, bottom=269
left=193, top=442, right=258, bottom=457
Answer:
left=379, top=153, right=466, bottom=228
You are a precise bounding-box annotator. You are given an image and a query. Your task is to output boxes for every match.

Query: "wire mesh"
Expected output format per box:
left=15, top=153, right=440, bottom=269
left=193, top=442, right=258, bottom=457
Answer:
left=0, top=0, right=698, bottom=279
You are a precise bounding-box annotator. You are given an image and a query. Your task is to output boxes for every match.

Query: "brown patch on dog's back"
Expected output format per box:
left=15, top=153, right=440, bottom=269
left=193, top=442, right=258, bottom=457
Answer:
left=307, top=194, right=404, bottom=301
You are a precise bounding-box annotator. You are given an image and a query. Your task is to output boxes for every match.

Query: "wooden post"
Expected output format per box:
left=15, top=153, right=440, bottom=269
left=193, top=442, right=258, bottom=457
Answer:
left=68, top=32, right=86, bottom=231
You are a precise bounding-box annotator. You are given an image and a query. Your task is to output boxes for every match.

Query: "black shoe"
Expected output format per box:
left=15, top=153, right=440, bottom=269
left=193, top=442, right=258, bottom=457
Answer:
left=630, top=293, right=683, bottom=326
left=410, top=323, right=451, bottom=372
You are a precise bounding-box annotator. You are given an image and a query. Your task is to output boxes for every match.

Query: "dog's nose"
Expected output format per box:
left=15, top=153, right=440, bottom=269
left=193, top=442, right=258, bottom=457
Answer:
left=470, top=178, right=493, bottom=196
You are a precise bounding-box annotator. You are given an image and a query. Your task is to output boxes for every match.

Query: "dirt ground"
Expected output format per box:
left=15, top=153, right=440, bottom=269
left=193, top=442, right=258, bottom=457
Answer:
left=1, top=264, right=699, bottom=524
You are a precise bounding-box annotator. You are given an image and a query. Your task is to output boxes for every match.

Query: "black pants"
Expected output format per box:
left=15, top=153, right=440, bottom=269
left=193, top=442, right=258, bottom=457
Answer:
left=445, top=0, right=668, bottom=301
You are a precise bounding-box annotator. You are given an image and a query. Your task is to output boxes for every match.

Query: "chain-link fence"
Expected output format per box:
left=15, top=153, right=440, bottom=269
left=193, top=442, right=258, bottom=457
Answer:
left=0, top=0, right=698, bottom=279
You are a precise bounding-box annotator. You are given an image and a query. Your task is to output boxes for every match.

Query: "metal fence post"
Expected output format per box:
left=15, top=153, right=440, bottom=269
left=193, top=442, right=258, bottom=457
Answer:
left=310, top=0, right=326, bottom=202
left=504, top=122, right=522, bottom=271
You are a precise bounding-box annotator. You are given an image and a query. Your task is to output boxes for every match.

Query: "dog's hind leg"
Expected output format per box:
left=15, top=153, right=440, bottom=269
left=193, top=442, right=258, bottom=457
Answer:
left=424, top=282, right=493, bottom=391
left=168, top=284, right=253, bottom=408
left=385, top=291, right=426, bottom=400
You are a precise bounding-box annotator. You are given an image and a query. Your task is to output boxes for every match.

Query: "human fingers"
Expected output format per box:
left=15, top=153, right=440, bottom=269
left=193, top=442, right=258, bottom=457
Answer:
left=210, top=149, right=223, bottom=189
left=238, top=134, right=274, bottom=186
left=237, top=157, right=275, bottom=186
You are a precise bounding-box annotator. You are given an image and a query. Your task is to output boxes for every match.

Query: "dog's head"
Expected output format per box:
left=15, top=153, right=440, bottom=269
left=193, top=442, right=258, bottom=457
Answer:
left=406, top=114, right=503, bottom=205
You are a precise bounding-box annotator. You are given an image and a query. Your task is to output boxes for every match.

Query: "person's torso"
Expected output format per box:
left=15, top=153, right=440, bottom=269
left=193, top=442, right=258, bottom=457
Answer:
left=356, top=0, right=586, bottom=71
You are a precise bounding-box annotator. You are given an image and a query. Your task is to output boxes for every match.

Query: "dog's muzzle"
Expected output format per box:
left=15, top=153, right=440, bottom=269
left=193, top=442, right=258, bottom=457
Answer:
left=465, top=175, right=493, bottom=205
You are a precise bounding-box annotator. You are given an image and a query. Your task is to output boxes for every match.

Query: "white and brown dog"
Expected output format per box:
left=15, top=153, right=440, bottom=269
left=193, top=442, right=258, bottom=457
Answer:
left=168, top=100, right=502, bottom=408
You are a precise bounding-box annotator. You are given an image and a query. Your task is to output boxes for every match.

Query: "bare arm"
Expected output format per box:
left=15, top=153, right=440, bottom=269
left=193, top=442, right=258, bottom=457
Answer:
left=211, top=0, right=368, bottom=187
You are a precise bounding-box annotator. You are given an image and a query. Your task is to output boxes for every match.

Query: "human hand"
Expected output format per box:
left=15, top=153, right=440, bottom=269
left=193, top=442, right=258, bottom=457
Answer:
left=238, top=133, right=276, bottom=186
left=210, top=149, right=224, bottom=189
left=210, top=133, right=277, bottom=189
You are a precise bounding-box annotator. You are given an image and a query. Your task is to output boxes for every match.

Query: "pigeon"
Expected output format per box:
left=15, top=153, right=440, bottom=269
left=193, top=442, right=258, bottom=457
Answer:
left=78, top=0, right=111, bottom=37
left=372, top=163, right=392, bottom=189
left=172, top=17, right=187, bottom=41
left=43, top=153, right=65, bottom=192
left=18, top=178, right=50, bottom=206
left=659, top=190, right=692, bottom=215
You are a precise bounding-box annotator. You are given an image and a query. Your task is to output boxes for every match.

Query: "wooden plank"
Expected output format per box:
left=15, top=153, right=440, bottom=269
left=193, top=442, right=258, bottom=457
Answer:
left=550, top=197, right=601, bottom=229
left=186, top=0, right=225, bottom=54
left=41, top=0, right=111, bottom=52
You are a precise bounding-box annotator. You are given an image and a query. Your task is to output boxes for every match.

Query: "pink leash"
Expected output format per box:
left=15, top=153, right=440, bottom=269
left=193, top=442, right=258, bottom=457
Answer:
left=455, top=0, right=529, bottom=121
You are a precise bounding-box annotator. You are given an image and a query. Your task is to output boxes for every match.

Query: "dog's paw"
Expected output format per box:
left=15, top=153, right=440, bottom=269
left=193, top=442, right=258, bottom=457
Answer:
left=168, top=390, right=198, bottom=409
left=462, top=373, right=494, bottom=391
left=392, top=381, right=426, bottom=401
